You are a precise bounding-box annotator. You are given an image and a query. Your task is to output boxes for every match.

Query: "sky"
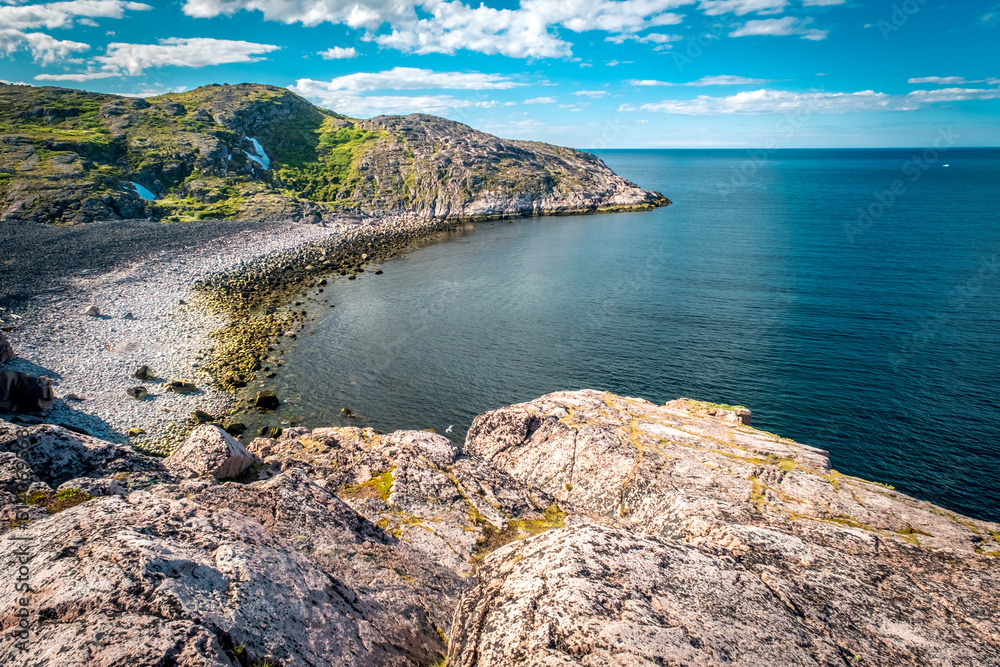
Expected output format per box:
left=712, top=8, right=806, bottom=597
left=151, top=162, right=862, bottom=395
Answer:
left=1, top=0, right=998, bottom=148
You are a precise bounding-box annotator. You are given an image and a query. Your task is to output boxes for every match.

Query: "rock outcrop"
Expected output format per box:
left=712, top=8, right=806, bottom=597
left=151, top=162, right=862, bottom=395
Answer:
left=0, top=83, right=668, bottom=225
left=2, top=391, right=998, bottom=666
left=453, top=390, right=1000, bottom=666
left=164, top=424, right=256, bottom=480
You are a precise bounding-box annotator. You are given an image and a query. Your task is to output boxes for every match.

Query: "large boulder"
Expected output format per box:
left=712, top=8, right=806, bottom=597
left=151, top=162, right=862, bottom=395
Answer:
left=0, top=370, right=54, bottom=413
left=457, top=390, right=1000, bottom=666
left=0, top=331, right=13, bottom=364
left=165, top=424, right=256, bottom=480
left=0, top=469, right=460, bottom=666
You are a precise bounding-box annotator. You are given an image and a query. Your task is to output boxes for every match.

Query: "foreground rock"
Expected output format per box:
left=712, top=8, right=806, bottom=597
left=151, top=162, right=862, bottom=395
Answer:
left=165, top=424, right=256, bottom=480
left=455, top=390, right=1000, bottom=666
left=248, top=427, right=566, bottom=576
left=1, top=391, right=998, bottom=666
left=0, top=470, right=460, bottom=666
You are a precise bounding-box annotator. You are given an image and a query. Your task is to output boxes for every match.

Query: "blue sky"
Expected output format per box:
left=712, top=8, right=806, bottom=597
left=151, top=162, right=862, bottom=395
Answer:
left=1, top=0, right=998, bottom=148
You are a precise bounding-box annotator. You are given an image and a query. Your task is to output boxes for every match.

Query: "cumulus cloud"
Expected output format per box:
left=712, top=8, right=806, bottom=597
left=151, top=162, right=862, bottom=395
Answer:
left=573, top=89, right=607, bottom=97
left=619, top=86, right=1000, bottom=114
left=183, top=0, right=698, bottom=58
left=33, top=37, right=280, bottom=80
left=626, top=74, right=771, bottom=86
left=319, top=46, right=357, bottom=58
left=0, top=29, right=89, bottom=65
left=293, top=67, right=522, bottom=92
left=730, top=16, right=827, bottom=39
left=0, top=0, right=149, bottom=65
left=289, top=67, right=523, bottom=115
left=0, top=0, right=151, bottom=31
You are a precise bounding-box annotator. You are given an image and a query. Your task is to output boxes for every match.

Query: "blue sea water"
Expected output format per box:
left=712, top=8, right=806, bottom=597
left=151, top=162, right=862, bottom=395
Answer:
left=262, top=148, right=1000, bottom=523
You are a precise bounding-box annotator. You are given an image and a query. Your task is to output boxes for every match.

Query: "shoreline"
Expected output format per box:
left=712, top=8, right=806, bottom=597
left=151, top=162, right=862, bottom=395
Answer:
left=0, top=215, right=376, bottom=450
left=0, top=210, right=571, bottom=453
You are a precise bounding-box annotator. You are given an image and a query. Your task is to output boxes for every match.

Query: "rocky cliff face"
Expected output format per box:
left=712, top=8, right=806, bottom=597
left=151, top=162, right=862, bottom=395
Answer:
left=2, top=391, right=997, bottom=666
left=0, top=83, right=667, bottom=225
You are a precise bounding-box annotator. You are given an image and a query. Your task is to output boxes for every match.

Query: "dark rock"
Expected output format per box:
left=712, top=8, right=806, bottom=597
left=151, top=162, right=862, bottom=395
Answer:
left=165, top=380, right=198, bottom=394
left=224, top=422, right=247, bottom=437
left=133, top=365, right=155, bottom=381
left=0, top=332, right=14, bottom=364
left=0, top=371, right=54, bottom=413
left=125, top=386, right=148, bottom=400
left=254, top=390, right=279, bottom=410
left=192, top=410, right=215, bottom=424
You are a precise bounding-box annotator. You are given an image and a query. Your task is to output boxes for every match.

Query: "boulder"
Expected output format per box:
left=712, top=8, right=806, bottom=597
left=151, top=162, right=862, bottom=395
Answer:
left=56, top=476, right=126, bottom=497
left=133, top=365, right=155, bottom=381
left=0, top=331, right=14, bottom=364
left=254, top=389, right=280, bottom=410
left=125, top=386, right=147, bottom=400
left=0, top=370, right=55, bottom=413
left=166, top=379, right=198, bottom=394
left=165, top=424, right=256, bottom=480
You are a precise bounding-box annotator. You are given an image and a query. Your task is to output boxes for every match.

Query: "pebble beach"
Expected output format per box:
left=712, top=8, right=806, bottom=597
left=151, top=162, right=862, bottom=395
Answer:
left=0, top=216, right=360, bottom=447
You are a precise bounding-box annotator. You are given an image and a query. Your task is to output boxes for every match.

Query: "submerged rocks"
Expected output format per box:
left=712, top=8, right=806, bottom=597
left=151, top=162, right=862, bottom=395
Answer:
left=0, top=370, right=54, bottom=413
left=165, top=424, right=255, bottom=480
left=254, top=389, right=279, bottom=410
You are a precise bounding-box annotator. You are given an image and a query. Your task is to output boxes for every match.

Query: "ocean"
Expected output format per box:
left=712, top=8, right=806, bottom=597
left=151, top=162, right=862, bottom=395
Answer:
left=253, top=148, right=1000, bottom=523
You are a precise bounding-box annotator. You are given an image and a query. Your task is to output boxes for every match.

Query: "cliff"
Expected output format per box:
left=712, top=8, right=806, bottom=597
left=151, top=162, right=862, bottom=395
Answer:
left=2, top=390, right=998, bottom=665
left=0, top=83, right=668, bottom=226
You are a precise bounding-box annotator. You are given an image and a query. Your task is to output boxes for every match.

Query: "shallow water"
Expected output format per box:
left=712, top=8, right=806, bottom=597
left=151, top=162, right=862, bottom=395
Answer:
left=253, top=148, right=1000, bottom=523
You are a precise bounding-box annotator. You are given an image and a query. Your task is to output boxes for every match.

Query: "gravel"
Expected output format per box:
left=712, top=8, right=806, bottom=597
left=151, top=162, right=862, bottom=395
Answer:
left=0, top=216, right=367, bottom=446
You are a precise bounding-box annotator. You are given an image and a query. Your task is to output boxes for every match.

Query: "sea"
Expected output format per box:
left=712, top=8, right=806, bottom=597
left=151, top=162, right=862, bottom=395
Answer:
left=250, top=148, right=1000, bottom=524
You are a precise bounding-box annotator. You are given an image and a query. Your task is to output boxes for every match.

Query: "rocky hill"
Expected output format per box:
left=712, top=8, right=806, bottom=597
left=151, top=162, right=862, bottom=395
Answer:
left=2, top=391, right=998, bottom=666
left=0, top=83, right=668, bottom=226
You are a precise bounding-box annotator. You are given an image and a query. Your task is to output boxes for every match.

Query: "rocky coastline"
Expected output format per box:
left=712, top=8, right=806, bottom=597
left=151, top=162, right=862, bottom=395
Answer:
left=1, top=390, right=998, bottom=666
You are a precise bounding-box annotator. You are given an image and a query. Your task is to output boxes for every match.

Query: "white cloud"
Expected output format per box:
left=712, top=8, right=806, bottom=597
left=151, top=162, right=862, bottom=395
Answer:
left=698, top=0, right=787, bottom=16
left=35, top=70, right=118, bottom=81
left=183, top=0, right=699, bottom=58
left=606, top=31, right=681, bottom=45
left=293, top=67, right=522, bottom=92
left=619, top=86, right=1000, bottom=114
left=0, top=0, right=149, bottom=65
left=0, top=0, right=151, bottom=31
left=289, top=67, right=524, bottom=116
left=730, top=16, right=828, bottom=39
left=94, top=37, right=281, bottom=76
left=573, top=89, right=607, bottom=97
left=801, top=0, right=845, bottom=5
left=626, top=74, right=771, bottom=86
left=524, top=96, right=556, bottom=103
left=908, top=76, right=1000, bottom=85
left=319, top=46, right=358, bottom=59
left=1, top=29, right=89, bottom=65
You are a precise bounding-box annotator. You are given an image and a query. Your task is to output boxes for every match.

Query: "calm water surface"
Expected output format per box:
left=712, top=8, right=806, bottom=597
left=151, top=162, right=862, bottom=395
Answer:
left=254, top=149, right=1000, bottom=523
